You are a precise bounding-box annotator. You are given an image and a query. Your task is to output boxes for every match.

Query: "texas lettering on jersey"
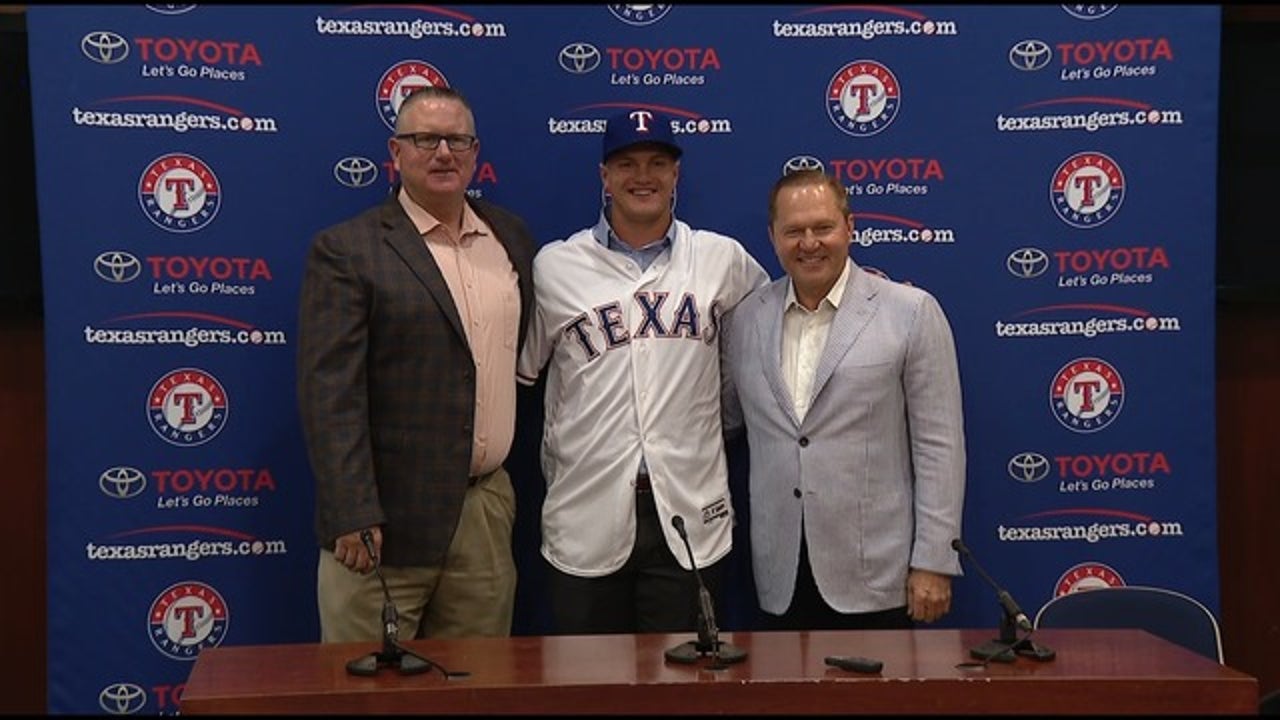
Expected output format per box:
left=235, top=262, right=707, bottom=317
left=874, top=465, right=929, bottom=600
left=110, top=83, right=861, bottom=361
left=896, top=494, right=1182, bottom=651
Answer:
left=561, top=291, right=723, bottom=360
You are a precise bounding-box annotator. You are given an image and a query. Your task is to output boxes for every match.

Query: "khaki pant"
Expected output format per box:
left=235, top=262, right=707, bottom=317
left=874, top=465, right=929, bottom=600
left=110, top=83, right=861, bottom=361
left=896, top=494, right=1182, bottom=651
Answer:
left=317, top=467, right=516, bottom=641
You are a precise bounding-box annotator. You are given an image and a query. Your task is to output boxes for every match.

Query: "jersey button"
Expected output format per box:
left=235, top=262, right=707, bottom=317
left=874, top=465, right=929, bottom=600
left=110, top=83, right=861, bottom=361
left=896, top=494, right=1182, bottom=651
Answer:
left=798, top=436, right=809, bottom=447
left=793, top=488, right=802, bottom=498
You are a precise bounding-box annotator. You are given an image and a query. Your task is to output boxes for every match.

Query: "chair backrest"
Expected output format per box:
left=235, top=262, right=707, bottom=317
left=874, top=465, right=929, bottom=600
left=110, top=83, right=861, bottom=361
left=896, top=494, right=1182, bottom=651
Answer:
left=1260, top=688, right=1280, bottom=715
left=1032, top=585, right=1224, bottom=663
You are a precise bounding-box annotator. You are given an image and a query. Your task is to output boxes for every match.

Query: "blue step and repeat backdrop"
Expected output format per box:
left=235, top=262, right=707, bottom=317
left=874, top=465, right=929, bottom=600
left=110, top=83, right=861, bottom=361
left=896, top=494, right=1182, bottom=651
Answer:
left=28, top=4, right=1220, bottom=714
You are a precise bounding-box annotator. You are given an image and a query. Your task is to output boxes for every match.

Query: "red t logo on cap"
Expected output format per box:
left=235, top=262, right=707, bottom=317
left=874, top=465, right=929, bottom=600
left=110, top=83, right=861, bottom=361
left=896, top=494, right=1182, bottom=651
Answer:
left=629, top=109, right=654, bottom=132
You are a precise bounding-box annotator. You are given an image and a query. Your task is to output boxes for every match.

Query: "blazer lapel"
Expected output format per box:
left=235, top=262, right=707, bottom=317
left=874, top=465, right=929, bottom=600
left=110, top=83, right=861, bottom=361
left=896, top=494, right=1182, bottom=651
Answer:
left=808, top=264, right=878, bottom=402
left=379, top=197, right=468, bottom=346
left=759, top=282, right=801, bottom=428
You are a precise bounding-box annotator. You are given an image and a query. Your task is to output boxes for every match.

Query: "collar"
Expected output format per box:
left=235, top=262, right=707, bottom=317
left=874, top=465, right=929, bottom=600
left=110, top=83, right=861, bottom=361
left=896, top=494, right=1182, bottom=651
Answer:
left=591, top=210, right=676, bottom=252
left=397, top=187, right=487, bottom=239
left=785, top=257, right=853, bottom=312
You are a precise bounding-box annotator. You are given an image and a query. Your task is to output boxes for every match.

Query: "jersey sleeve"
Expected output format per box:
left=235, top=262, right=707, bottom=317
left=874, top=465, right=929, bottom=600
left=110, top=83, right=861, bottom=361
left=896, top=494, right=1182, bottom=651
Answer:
left=517, top=247, right=558, bottom=386
left=730, top=240, right=771, bottom=303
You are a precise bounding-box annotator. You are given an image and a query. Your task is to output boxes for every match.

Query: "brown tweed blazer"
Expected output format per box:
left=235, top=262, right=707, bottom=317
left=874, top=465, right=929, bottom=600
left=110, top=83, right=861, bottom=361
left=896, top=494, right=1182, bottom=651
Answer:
left=297, top=192, right=536, bottom=567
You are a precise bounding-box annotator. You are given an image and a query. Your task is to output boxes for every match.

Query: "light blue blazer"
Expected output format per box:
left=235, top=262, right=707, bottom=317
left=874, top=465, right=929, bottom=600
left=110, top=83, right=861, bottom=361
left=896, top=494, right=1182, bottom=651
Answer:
left=722, top=262, right=965, bottom=615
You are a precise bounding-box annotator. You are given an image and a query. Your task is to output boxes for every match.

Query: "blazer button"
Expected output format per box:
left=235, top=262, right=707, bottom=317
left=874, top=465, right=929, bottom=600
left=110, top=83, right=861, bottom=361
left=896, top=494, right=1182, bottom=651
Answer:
left=798, top=436, right=809, bottom=447
left=793, top=488, right=802, bottom=498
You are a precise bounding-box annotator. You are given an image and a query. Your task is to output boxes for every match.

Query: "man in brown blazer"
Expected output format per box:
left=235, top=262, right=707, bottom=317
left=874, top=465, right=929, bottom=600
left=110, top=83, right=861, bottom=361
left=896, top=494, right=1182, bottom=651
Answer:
left=297, top=86, right=535, bottom=642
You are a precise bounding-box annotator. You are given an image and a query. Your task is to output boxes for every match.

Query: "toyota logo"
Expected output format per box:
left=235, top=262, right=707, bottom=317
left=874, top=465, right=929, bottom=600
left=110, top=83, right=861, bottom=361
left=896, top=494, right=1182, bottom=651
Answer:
left=81, top=31, right=130, bottom=65
left=333, top=156, right=379, bottom=189
left=782, top=155, right=824, bottom=176
left=99, top=682, right=147, bottom=714
left=1009, top=39, right=1052, bottom=71
left=1006, top=247, right=1050, bottom=279
left=1008, top=452, right=1051, bottom=483
left=99, top=466, right=147, bottom=499
left=94, top=251, right=142, bottom=283
left=558, top=42, right=601, bottom=74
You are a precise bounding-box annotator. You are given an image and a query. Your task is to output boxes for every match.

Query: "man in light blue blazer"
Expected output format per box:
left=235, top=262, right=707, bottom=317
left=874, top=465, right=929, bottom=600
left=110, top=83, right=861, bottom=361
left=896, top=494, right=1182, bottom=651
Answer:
left=722, top=169, right=965, bottom=630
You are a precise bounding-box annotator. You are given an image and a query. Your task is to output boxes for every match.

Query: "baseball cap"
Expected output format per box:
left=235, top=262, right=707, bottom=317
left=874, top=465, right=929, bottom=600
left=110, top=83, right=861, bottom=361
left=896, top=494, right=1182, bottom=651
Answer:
left=601, top=109, right=682, bottom=163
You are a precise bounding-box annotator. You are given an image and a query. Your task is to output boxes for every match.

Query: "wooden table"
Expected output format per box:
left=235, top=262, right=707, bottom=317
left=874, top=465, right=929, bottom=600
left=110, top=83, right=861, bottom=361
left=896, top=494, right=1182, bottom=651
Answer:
left=180, top=629, right=1258, bottom=714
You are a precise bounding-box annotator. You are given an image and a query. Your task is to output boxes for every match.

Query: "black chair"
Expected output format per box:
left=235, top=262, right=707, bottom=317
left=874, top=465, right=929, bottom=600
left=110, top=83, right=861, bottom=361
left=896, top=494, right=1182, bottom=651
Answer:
left=1032, top=585, right=1223, bottom=663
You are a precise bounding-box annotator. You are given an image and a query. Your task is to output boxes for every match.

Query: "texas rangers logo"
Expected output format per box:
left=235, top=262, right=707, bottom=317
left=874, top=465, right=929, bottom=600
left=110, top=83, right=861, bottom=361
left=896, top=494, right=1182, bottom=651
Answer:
left=608, top=5, right=672, bottom=25
left=826, top=60, right=900, bottom=137
left=1050, top=151, right=1125, bottom=229
left=1050, top=356, right=1124, bottom=433
left=138, top=153, right=220, bottom=233
left=148, top=367, right=229, bottom=447
left=148, top=581, right=229, bottom=660
left=377, top=60, right=449, bottom=130
left=1054, top=562, right=1125, bottom=595
left=1061, top=4, right=1118, bottom=21
left=146, top=4, right=197, bottom=15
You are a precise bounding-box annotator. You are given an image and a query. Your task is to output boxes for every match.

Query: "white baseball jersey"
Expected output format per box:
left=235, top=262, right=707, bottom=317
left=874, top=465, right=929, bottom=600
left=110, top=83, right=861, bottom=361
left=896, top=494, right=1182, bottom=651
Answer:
left=517, top=217, right=768, bottom=577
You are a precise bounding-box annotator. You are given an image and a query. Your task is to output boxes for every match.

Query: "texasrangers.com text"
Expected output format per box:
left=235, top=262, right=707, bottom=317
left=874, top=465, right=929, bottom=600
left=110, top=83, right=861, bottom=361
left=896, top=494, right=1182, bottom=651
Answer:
left=86, top=537, right=288, bottom=562
left=72, top=107, right=278, bottom=133
left=996, top=108, right=1183, bottom=133
left=772, top=18, right=958, bottom=40
left=314, top=16, right=507, bottom=39
left=998, top=519, right=1183, bottom=543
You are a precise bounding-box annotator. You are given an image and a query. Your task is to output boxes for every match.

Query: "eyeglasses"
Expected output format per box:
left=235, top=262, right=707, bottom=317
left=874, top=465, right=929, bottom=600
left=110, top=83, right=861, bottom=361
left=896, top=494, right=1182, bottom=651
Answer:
left=394, top=132, right=478, bottom=152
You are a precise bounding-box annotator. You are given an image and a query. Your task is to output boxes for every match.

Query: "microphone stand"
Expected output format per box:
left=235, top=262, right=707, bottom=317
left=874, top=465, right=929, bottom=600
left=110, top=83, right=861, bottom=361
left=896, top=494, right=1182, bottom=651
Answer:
left=968, top=609, right=1055, bottom=663
left=663, top=516, right=747, bottom=669
left=952, top=539, right=1055, bottom=663
left=345, top=531, right=469, bottom=678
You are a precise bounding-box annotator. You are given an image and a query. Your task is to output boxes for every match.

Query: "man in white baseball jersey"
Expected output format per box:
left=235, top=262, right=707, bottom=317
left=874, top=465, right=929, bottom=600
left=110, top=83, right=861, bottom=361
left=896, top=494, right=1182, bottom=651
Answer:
left=517, top=108, right=768, bottom=634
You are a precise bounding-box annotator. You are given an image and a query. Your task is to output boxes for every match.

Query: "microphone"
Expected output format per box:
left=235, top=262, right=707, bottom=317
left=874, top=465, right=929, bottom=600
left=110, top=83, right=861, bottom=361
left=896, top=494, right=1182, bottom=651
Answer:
left=344, top=529, right=469, bottom=678
left=951, top=538, right=1054, bottom=663
left=950, top=538, right=1031, bottom=632
left=360, top=530, right=403, bottom=646
left=663, top=514, right=747, bottom=668
left=673, top=516, right=718, bottom=648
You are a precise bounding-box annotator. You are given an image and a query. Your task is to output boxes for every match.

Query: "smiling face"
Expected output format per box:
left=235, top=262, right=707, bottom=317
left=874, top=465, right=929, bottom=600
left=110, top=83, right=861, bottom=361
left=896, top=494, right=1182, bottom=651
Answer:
left=389, top=95, right=478, bottom=208
left=600, top=145, right=679, bottom=244
left=769, top=177, right=854, bottom=310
